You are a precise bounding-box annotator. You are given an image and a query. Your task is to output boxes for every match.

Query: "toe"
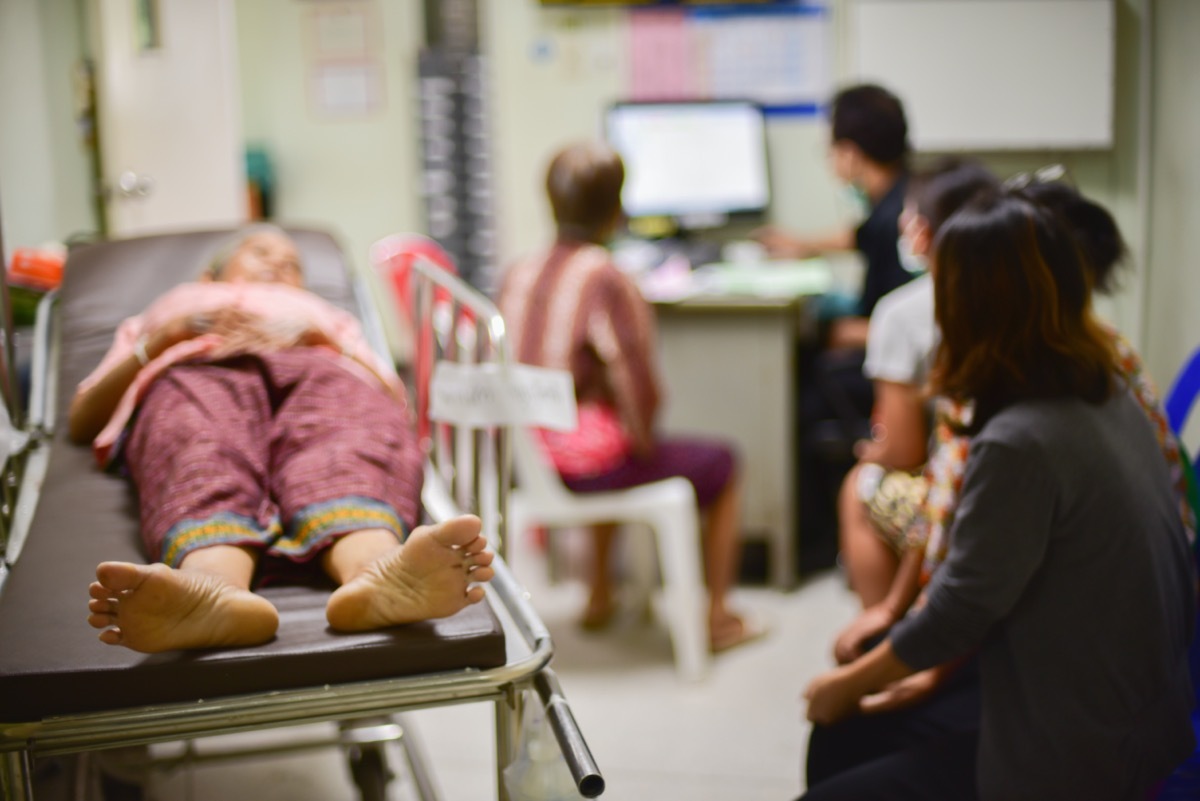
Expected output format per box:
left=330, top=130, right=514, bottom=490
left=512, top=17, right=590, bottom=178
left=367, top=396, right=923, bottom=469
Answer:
left=89, top=581, right=115, bottom=601
left=461, top=536, right=490, bottom=556
left=95, top=561, right=147, bottom=593
left=431, top=515, right=483, bottom=548
left=88, top=611, right=116, bottom=629
left=98, top=628, right=123, bottom=645
left=88, top=597, right=116, bottom=614
left=465, top=585, right=486, bottom=604
left=467, top=564, right=495, bottom=583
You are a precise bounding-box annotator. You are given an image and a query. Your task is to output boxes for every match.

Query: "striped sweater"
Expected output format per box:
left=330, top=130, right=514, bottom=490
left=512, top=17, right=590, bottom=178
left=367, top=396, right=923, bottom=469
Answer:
left=497, top=240, right=661, bottom=456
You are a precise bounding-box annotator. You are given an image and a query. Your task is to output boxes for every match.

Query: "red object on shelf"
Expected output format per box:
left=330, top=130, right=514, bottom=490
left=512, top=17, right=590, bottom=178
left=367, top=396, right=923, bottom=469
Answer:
left=8, top=248, right=65, bottom=291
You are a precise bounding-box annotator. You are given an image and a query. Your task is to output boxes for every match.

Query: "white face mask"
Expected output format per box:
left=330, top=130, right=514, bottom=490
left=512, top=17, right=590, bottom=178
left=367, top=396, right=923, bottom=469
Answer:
left=896, top=233, right=928, bottom=275
left=841, top=184, right=871, bottom=220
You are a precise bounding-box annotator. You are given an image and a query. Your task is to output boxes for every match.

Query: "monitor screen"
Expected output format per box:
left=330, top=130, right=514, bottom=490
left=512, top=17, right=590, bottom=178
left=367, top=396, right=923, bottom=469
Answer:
left=605, top=101, right=770, bottom=223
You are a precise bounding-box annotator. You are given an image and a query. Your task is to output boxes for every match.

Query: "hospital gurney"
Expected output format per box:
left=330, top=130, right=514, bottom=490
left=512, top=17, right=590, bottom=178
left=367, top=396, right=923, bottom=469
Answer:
left=0, top=227, right=602, bottom=800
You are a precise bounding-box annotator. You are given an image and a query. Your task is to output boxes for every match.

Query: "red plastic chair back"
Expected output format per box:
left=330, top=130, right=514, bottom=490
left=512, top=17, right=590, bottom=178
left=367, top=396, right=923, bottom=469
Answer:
left=371, top=234, right=474, bottom=445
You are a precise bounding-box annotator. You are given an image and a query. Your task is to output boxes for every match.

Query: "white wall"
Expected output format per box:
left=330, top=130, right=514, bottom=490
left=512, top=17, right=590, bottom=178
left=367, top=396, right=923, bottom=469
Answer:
left=0, top=0, right=95, bottom=259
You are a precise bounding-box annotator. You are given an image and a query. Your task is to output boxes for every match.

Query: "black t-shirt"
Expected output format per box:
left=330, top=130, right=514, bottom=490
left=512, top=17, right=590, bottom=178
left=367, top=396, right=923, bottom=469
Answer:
left=855, top=174, right=913, bottom=317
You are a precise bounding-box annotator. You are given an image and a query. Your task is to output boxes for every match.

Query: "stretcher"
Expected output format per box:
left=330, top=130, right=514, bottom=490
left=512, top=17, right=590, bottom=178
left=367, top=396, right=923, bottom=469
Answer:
left=0, top=227, right=602, bottom=800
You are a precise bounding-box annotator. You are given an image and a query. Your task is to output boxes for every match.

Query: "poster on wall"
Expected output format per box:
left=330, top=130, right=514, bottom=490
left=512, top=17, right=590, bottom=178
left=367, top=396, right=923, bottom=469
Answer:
left=304, top=3, right=386, bottom=119
left=627, top=3, right=829, bottom=114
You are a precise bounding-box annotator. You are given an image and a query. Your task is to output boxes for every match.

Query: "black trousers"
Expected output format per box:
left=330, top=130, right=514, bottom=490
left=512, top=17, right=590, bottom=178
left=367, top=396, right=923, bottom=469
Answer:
left=798, top=661, right=982, bottom=801
left=796, top=346, right=874, bottom=574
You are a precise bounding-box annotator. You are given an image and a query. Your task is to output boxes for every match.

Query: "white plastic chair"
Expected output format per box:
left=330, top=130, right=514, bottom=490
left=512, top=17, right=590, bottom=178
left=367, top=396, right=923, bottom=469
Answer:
left=506, top=426, right=712, bottom=682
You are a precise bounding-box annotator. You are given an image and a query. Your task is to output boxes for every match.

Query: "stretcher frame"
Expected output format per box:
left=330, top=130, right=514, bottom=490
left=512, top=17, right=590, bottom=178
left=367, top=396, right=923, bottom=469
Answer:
left=0, top=231, right=603, bottom=800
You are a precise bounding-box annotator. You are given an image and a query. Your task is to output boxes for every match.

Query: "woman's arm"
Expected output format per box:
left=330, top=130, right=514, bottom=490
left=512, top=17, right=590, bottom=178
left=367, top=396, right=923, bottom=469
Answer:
left=833, top=545, right=925, bottom=664
left=752, top=226, right=855, bottom=259
left=67, top=315, right=208, bottom=444
left=805, top=638, right=915, bottom=725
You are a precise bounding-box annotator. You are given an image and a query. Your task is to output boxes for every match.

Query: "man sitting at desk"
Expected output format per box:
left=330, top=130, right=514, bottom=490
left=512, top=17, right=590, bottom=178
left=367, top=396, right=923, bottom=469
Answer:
left=754, top=83, right=914, bottom=348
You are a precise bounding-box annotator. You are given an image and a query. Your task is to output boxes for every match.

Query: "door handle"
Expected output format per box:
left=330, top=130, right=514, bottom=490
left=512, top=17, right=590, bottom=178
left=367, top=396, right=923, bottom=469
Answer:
left=113, top=170, right=154, bottom=198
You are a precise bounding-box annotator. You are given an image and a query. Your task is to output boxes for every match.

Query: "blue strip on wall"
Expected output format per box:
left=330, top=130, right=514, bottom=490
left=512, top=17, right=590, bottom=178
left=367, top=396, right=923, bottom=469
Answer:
left=764, top=102, right=824, bottom=118
left=688, top=3, right=826, bottom=20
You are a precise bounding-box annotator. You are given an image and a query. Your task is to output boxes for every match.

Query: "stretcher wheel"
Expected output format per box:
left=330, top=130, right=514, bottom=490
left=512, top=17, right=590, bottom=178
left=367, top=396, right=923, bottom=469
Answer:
left=347, top=743, right=393, bottom=801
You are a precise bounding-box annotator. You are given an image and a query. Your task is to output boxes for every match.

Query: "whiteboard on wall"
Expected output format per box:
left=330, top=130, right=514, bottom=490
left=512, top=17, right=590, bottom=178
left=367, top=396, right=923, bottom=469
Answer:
left=850, top=0, right=1115, bottom=151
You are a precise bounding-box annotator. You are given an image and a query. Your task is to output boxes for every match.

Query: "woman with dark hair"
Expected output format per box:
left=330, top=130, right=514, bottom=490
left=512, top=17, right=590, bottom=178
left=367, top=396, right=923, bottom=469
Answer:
left=801, top=190, right=1196, bottom=800
left=497, top=142, right=758, bottom=652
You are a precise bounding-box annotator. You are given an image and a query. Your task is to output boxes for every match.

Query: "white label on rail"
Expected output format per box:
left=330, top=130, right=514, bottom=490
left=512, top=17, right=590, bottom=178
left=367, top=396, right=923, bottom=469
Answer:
left=430, top=362, right=578, bottom=431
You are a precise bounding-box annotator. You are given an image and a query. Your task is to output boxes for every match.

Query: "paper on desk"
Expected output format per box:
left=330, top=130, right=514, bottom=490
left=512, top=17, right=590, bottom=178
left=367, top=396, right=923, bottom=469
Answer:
left=693, top=259, right=833, bottom=298
left=638, top=254, right=696, bottom=302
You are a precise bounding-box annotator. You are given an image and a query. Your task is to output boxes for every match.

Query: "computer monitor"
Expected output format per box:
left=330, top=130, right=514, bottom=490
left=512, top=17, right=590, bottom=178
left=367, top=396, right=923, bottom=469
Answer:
left=605, top=100, right=770, bottom=228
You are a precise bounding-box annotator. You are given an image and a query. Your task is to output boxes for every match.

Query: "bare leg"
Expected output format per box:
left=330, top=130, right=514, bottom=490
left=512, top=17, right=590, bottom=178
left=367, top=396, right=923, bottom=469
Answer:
left=705, top=475, right=757, bottom=652
left=581, top=523, right=619, bottom=629
left=324, top=515, right=494, bottom=631
left=87, top=545, right=279, bottom=653
left=838, top=464, right=900, bottom=609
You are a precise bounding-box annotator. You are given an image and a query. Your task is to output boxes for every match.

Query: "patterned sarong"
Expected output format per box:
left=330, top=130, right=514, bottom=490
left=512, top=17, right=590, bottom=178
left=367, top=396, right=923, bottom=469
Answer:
left=123, top=349, right=423, bottom=568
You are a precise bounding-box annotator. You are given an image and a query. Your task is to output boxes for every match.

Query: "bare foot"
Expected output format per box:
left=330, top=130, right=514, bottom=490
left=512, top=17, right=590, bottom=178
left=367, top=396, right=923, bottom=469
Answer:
left=87, top=562, right=279, bottom=653
left=580, top=591, right=616, bottom=631
left=325, top=515, right=495, bottom=632
left=710, top=610, right=768, bottom=654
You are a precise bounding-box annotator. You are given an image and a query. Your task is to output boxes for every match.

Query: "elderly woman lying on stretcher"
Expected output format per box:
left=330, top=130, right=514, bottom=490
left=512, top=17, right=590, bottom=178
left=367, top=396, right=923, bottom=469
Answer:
left=70, top=225, right=494, bottom=653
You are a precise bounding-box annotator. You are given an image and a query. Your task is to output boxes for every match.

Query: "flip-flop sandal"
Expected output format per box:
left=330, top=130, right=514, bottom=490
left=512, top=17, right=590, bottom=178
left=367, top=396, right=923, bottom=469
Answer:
left=710, top=615, right=769, bottom=654
left=579, top=599, right=617, bottom=632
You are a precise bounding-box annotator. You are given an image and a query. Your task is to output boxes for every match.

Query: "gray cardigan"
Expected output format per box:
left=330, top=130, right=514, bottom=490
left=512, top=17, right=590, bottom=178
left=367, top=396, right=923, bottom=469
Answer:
left=891, top=389, right=1196, bottom=800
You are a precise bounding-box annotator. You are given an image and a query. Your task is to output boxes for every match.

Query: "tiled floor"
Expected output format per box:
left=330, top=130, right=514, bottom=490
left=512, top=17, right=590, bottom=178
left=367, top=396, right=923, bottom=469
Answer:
left=47, top=540, right=858, bottom=801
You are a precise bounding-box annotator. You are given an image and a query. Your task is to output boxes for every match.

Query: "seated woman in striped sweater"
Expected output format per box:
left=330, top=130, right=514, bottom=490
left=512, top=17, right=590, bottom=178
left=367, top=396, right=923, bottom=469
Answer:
left=497, top=142, right=759, bottom=653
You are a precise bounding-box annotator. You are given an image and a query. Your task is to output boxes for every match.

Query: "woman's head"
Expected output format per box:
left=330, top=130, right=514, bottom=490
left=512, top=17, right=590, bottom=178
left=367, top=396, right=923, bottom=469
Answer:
left=546, top=142, right=625, bottom=245
left=899, top=158, right=1000, bottom=269
left=1019, top=180, right=1128, bottom=295
left=930, top=190, right=1115, bottom=421
left=206, top=225, right=303, bottom=287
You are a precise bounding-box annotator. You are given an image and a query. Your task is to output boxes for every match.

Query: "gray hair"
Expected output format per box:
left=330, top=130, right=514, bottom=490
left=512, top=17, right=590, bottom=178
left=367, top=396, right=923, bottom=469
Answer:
left=203, top=223, right=298, bottom=279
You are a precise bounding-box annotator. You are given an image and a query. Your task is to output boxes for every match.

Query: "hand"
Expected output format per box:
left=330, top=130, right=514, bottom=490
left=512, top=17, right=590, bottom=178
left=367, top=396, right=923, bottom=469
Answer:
left=148, top=310, right=227, bottom=354
left=860, top=666, right=946, bottom=715
left=204, top=309, right=297, bottom=359
left=803, top=666, right=866, bottom=726
left=751, top=226, right=810, bottom=259
left=297, top=325, right=340, bottom=351
left=833, top=605, right=896, bottom=665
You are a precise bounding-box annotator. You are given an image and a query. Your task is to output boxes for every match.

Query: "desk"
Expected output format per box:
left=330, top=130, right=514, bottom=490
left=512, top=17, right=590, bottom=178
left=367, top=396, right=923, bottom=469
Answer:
left=649, top=261, right=830, bottom=590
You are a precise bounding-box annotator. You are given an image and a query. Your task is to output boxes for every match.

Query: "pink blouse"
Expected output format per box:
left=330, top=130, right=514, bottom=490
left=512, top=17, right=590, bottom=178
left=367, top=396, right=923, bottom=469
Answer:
left=78, top=281, right=402, bottom=465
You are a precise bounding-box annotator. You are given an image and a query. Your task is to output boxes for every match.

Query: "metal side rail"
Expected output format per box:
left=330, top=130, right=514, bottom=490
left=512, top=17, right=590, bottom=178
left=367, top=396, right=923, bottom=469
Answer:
left=1, top=292, right=56, bottom=578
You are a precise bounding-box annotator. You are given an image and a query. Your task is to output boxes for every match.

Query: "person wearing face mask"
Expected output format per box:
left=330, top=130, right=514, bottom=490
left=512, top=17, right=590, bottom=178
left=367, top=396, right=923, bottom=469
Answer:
left=497, top=142, right=760, bottom=653
left=754, top=83, right=914, bottom=350
left=75, top=226, right=494, bottom=654
left=754, top=85, right=917, bottom=570
left=835, top=160, right=998, bottom=623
